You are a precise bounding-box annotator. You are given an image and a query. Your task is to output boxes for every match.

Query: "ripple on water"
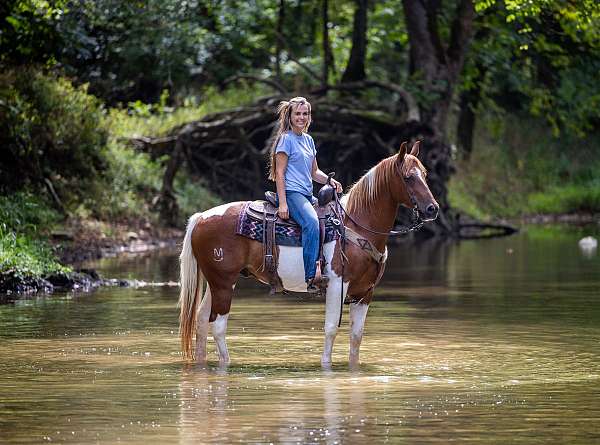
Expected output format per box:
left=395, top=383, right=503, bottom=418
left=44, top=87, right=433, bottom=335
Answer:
left=1, top=232, right=600, bottom=443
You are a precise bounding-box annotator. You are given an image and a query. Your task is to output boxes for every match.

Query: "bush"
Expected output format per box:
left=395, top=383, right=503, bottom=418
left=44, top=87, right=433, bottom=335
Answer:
left=0, top=233, right=69, bottom=279
left=0, top=68, right=108, bottom=207
left=0, top=192, right=69, bottom=280
left=0, top=192, right=62, bottom=237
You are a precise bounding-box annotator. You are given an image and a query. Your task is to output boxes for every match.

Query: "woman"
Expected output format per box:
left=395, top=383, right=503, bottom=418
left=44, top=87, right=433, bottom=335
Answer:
left=268, top=96, right=343, bottom=292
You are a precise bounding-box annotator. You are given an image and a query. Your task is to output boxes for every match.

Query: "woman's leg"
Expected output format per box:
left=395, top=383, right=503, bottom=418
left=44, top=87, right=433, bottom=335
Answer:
left=286, top=191, right=319, bottom=282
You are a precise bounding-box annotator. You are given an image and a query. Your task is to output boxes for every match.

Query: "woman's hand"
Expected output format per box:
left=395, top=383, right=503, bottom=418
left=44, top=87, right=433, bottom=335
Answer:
left=278, top=202, right=289, bottom=219
left=331, top=178, right=343, bottom=194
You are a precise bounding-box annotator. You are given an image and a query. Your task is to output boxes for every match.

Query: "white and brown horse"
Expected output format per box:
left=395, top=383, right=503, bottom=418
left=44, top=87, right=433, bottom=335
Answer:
left=179, top=141, right=438, bottom=366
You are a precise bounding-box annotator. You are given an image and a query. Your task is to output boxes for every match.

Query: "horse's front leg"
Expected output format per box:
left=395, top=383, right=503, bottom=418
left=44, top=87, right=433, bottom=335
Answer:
left=348, top=302, right=369, bottom=366
left=321, top=275, right=346, bottom=366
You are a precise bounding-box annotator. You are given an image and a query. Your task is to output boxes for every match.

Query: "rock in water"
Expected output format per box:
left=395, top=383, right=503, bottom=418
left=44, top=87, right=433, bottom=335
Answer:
left=578, top=236, right=598, bottom=258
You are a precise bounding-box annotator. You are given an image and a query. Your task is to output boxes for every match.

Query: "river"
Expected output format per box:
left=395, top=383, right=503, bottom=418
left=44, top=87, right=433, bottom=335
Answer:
left=1, top=226, right=599, bottom=444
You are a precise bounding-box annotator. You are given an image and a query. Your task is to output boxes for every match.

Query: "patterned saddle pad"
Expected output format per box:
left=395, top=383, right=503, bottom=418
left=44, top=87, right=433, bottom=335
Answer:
left=235, top=201, right=339, bottom=247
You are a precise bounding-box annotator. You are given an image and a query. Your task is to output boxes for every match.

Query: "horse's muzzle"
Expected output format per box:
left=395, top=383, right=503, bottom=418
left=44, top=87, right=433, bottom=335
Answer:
left=421, top=203, right=439, bottom=221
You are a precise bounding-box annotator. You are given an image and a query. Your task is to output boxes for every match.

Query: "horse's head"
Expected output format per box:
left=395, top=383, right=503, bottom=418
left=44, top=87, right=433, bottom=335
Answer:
left=393, top=141, right=439, bottom=222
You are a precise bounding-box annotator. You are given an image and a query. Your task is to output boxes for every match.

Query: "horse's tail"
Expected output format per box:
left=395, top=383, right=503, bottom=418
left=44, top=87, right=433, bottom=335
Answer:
left=178, top=212, right=204, bottom=360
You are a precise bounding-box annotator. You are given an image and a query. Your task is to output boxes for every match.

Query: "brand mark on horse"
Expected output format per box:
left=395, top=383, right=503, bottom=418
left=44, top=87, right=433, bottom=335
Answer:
left=213, top=248, right=224, bottom=262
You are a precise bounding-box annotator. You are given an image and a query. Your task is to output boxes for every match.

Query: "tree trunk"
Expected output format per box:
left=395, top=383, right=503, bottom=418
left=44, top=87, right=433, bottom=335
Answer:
left=456, top=82, right=480, bottom=160
left=341, top=0, right=368, bottom=83
left=321, top=0, right=335, bottom=88
left=401, top=0, right=475, bottom=232
left=154, top=140, right=184, bottom=227
left=402, top=0, right=475, bottom=139
left=275, top=0, right=285, bottom=81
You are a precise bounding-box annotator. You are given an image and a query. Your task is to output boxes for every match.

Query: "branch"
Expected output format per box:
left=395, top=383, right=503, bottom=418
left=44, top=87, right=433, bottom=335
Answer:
left=458, top=222, right=519, bottom=239
left=312, top=80, right=420, bottom=121
left=274, top=31, right=322, bottom=83
left=222, top=74, right=287, bottom=94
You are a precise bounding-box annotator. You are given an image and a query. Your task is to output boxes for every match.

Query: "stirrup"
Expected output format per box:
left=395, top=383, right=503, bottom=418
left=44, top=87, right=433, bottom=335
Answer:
left=307, top=274, right=329, bottom=294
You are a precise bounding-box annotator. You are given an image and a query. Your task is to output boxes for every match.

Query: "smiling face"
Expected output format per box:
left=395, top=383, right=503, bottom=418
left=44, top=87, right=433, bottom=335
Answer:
left=290, top=103, right=310, bottom=134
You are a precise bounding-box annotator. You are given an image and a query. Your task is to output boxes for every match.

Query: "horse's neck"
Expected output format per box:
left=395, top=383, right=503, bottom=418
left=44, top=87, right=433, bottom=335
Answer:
left=344, top=193, right=399, bottom=252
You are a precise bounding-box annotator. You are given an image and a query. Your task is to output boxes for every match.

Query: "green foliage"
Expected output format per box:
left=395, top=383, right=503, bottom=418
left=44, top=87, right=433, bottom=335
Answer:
left=0, top=0, right=66, bottom=66
left=528, top=184, right=600, bottom=214
left=175, top=178, right=223, bottom=219
left=0, top=192, right=61, bottom=238
left=0, top=233, right=69, bottom=278
left=449, top=112, right=600, bottom=219
left=0, top=68, right=108, bottom=205
left=464, top=0, right=600, bottom=139
left=57, top=0, right=279, bottom=103
left=0, top=192, right=69, bottom=279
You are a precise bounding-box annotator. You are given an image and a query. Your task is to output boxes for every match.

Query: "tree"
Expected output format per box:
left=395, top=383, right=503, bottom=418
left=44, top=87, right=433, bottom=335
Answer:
left=341, top=0, right=368, bottom=83
left=455, top=0, right=600, bottom=158
left=402, top=0, right=476, bottom=139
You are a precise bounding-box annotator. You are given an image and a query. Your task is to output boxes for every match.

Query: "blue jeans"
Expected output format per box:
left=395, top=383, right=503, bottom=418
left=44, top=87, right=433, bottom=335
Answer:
left=280, top=191, right=319, bottom=282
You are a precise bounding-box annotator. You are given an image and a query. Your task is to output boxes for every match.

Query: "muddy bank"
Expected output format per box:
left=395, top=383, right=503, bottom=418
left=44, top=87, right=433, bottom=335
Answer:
left=1, top=219, right=184, bottom=298
left=52, top=218, right=183, bottom=264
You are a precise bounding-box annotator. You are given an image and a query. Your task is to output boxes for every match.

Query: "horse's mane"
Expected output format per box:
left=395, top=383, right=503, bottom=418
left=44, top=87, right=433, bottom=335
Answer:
left=345, top=153, right=427, bottom=214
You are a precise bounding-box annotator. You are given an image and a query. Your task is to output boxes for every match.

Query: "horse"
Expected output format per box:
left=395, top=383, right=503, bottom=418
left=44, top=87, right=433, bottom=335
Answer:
left=178, top=140, right=439, bottom=366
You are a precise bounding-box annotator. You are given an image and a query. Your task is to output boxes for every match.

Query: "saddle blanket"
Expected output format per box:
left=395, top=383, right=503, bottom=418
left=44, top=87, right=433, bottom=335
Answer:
left=235, top=202, right=339, bottom=247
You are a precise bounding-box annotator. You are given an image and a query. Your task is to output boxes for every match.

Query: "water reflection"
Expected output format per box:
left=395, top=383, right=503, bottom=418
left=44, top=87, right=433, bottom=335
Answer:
left=179, top=365, right=375, bottom=444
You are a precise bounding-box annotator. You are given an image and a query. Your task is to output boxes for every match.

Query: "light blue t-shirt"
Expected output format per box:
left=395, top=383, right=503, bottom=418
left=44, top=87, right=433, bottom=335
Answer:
left=275, top=131, right=316, bottom=196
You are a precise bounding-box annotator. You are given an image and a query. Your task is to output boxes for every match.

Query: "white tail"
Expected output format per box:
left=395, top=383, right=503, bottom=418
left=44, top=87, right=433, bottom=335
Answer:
left=179, top=212, right=204, bottom=359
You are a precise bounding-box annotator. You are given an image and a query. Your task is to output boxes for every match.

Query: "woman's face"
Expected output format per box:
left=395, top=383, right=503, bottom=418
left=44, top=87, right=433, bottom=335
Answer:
left=290, top=103, right=310, bottom=133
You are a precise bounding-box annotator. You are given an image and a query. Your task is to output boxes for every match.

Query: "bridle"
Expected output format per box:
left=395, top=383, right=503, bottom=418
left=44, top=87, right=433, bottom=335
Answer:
left=333, top=194, right=424, bottom=236
left=327, top=164, right=426, bottom=238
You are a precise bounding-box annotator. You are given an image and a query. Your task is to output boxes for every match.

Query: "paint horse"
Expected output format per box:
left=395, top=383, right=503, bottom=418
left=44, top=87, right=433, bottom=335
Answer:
left=179, top=141, right=439, bottom=366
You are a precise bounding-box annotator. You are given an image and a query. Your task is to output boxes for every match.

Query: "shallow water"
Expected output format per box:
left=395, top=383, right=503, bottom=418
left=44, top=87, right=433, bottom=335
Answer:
left=1, top=226, right=599, bottom=444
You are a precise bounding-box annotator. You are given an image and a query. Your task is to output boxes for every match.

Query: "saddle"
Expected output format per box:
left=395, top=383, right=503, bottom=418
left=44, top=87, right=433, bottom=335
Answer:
left=244, top=185, right=338, bottom=295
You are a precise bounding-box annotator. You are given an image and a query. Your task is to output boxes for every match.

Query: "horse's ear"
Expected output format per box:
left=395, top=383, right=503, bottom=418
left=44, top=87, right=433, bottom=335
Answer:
left=398, top=141, right=408, bottom=163
left=410, top=140, right=420, bottom=157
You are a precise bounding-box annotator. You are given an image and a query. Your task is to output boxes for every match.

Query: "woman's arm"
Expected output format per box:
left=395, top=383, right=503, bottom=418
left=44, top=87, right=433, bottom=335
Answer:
left=275, top=152, right=289, bottom=219
left=311, top=159, right=343, bottom=193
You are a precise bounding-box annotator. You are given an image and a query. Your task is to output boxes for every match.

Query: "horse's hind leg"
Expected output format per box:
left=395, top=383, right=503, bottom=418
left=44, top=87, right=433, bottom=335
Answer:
left=210, top=283, right=236, bottom=365
left=349, top=302, right=369, bottom=367
left=212, top=313, right=230, bottom=365
left=195, top=285, right=212, bottom=363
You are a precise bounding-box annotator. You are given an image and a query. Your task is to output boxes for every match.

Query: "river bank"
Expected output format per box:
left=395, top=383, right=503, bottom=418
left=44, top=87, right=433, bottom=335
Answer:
left=0, top=218, right=183, bottom=298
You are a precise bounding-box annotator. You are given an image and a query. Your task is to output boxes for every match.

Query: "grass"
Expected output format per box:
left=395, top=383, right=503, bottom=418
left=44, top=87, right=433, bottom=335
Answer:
left=448, top=112, right=600, bottom=220
left=528, top=184, right=600, bottom=214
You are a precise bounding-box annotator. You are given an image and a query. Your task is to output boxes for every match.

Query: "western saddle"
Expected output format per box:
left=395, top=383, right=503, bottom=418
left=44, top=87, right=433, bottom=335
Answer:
left=246, top=182, right=339, bottom=295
